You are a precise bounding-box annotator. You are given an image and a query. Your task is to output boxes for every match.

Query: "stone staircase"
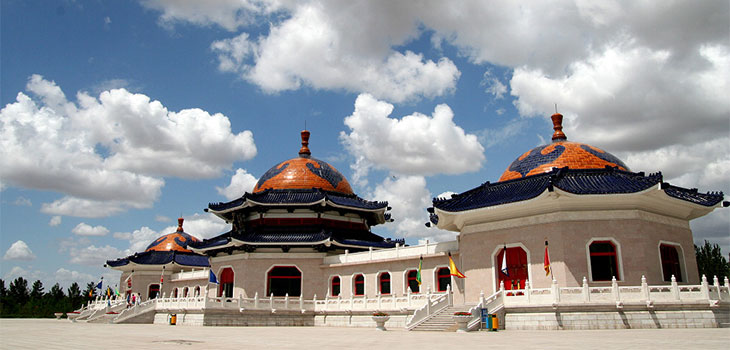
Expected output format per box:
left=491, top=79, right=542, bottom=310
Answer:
left=410, top=305, right=475, bottom=332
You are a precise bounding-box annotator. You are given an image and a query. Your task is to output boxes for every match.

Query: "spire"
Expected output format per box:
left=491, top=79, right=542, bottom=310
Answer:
left=299, top=130, right=311, bottom=158
left=177, top=217, right=184, bottom=232
left=551, top=113, right=567, bottom=142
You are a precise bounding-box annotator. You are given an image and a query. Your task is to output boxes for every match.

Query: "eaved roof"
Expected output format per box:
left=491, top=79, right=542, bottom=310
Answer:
left=106, top=250, right=210, bottom=269
left=430, top=166, right=726, bottom=229
left=189, top=226, right=403, bottom=253
left=207, top=188, right=389, bottom=224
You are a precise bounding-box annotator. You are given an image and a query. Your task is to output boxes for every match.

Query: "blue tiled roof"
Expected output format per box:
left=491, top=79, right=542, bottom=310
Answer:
left=106, top=250, right=210, bottom=268
left=188, top=226, right=401, bottom=250
left=432, top=167, right=724, bottom=213
left=208, top=188, right=388, bottom=212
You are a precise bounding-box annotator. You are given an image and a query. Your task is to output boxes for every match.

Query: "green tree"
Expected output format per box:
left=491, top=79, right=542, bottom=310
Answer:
left=67, top=282, right=83, bottom=310
left=30, top=280, right=44, bottom=300
left=695, top=240, right=730, bottom=280
left=9, top=277, right=29, bottom=306
left=83, top=282, right=96, bottom=300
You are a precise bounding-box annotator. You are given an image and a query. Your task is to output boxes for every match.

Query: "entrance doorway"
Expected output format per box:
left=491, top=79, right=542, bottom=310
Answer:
left=267, top=266, right=302, bottom=297
left=496, top=246, right=528, bottom=290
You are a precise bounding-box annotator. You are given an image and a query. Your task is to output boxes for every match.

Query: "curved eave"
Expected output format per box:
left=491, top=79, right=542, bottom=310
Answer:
left=189, top=240, right=237, bottom=254
left=435, top=184, right=724, bottom=232
left=207, top=197, right=387, bottom=224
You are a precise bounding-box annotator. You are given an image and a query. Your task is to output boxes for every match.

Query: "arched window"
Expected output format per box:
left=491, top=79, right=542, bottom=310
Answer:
left=183, top=287, right=189, bottom=298
left=331, top=276, right=341, bottom=297
left=194, top=286, right=200, bottom=297
left=589, top=241, right=620, bottom=281
left=353, top=274, right=365, bottom=296
left=406, top=270, right=420, bottom=293
left=660, top=244, right=683, bottom=282
left=267, top=266, right=301, bottom=297
left=218, top=267, right=234, bottom=298
left=148, top=284, right=160, bottom=299
left=496, top=246, right=529, bottom=290
left=436, top=267, right=451, bottom=292
left=379, top=272, right=391, bottom=295
left=172, top=288, right=178, bottom=298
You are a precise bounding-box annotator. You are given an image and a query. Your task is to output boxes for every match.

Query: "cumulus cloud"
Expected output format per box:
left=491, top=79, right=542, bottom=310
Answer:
left=69, top=245, right=124, bottom=266
left=140, top=0, right=277, bottom=32
left=1, top=75, right=257, bottom=217
left=340, top=94, right=484, bottom=183
left=3, top=266, right=45, bottom=282
left=481, top=70, right=507, bottom=99
left=54, top=268, right=95, bottom=286
left=372, top=176, right=456, bottom=242
left=71, top=223, right=110, bottom=237
left=155, top=215, right=171, bottom=222
left=49, top=216, right=62, bottom=226
left=114, top=213, right=230, bottom=255
left=3, top=240, right=36, bottom=261
left=217, top=168, right=258, bottom=200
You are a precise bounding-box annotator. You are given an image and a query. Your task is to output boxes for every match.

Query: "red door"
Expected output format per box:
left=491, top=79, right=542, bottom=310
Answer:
left=496, top=247, right=528, bottom=290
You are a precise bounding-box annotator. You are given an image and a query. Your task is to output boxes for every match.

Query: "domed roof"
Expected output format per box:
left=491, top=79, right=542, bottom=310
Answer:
left=499, top=113, right=629, bottom=182
left=253, top=130, right=354, bottom=194
left=145, top=218, right=200, bottom=253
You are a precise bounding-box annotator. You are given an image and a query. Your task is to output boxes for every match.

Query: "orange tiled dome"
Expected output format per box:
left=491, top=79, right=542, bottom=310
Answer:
left=145, top=218, right=200, bottom=253
left=253, top=130, right=353, bottom=194
left=498, top=113, right=629, bottom=182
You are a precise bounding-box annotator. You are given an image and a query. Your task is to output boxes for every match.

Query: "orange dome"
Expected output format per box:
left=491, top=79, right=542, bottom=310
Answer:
left=498, top=113, right=629, bottom=182
left=145, top=218, right=200, bottom=253
left=253, top=130, right=354, bottom=194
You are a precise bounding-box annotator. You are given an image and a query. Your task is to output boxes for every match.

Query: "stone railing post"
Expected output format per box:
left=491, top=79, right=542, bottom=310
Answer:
left=344, top=249, right=349, bottom=263
left=299, top=294, right=304, bottom=311
left=447, top=283, right=453, bottom=306
left=611, top=277, right=620, bottom=302
left=407, top=287, right=412, bottom=307
left=713, top=275, right=721, bottom=298
left=254, top=292, right=259, bottom=309
left=238, top=294, right=243, bottom=309
left=551, top=278, right=560, bottom=304
left=425, top=288, right=431, bottom=315
left=377, top=293, right=382, bottom=309
left=700, top=275, right=710, bottom=300
left=368, top=246, right=373, bottom=261
left=582, top=277, right=589, bottom=302
left=725, top=276, right=730, bottom=299
left=285, top=293, right=289, bottom=309
left=525, top=280, right=531, bottom=303
left=671, top=275, right=680, bottom=300
left=270, top=293, right=274, bottom=312
left=312, top=294, right=317, bottom=311
left=480, top=290, right=485, bottom=306
left=499, top=280, right=505, bottom=299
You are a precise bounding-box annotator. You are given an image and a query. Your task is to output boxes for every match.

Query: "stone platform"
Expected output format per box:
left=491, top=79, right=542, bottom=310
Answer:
left=1, top=318, right=728, bottom=349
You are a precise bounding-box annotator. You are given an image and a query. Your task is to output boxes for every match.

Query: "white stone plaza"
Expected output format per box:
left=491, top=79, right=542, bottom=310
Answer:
left=1, top=318, right=728, bottom=350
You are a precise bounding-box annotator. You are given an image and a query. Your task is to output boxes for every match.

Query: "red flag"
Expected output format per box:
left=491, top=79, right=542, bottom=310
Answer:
left=544, top=241, right=551, bottom=277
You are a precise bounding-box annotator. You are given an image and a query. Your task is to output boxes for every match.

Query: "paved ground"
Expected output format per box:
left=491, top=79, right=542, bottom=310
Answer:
left=0, top=319, right=728, bottom=349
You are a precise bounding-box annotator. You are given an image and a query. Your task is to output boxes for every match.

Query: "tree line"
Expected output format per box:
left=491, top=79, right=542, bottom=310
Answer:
left=0, top=241, right=728, bottom=318
left=0, top=279, right=98, bottom=318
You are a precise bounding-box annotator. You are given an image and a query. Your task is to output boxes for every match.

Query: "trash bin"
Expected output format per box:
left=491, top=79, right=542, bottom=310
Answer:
left=170, top=314, right=177, bottom=325
left=481, top=308, right=489, bottom=330
left=489, top=314, right=498, bottom=331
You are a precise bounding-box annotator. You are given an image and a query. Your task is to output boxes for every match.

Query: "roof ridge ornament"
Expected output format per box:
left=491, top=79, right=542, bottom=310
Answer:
left=177, top=217, right=184, bottom=232
left=551, top=112, right=567, bottom=142
left=299, top=130, right=311, bottom=158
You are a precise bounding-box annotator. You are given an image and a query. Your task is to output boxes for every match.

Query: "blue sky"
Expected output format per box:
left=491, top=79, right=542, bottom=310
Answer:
left=2, top=1, right=728, bottom=289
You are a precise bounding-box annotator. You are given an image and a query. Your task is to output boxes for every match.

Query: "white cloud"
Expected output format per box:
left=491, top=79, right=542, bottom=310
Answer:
left=3, top=240, right=36, bottom=261
left=481, top=70, right=507, bottom=99
left=140, top=0, right=277, bottom=32
left=71, top=223, right=110, bottom=237
left=54, top=268, right=95, bottom=286
left=13, top=196, right=32, bottom=206
left=49, top=215, right=62, bottom=226
left=477, top=119, right=527, bottom=149
left=3, top=266, right=45, bottom=282
left=372, top=176, right=455, bottom=243
left=69, top=245, right=124, bottom=266
left=0, top=75, right=257, bottom=217
left=217, top=168, right=258, bottom=200
left=115, top=213, right=230, bottom=255
left=340, top=94, right=484, bottom=182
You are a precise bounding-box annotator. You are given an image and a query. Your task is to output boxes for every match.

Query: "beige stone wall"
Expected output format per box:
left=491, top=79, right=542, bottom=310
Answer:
left=459, top=211, right=698, bottom=303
